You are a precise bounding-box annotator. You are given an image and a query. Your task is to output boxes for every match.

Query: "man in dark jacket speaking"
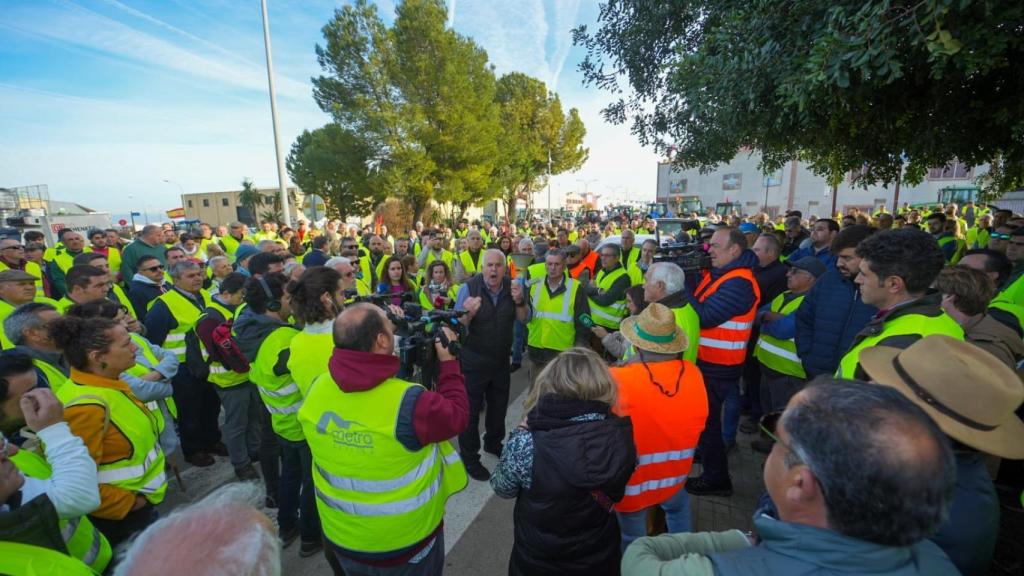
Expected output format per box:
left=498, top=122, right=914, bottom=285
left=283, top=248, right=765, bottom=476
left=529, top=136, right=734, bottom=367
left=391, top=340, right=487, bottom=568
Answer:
left=794, top=225, right=877, bottom=377
left=684, top=228, right=760, bottom=497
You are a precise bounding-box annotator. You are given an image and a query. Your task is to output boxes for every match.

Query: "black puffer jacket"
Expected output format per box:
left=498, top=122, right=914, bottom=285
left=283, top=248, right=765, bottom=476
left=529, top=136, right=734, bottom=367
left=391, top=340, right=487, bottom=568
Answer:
left=510, top=394, right=637, bottom=576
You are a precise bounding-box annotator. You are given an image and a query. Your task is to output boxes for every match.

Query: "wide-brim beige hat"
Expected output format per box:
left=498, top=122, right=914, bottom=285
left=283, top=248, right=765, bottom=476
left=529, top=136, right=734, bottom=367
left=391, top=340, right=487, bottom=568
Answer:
left=859, top=334, right=1024, bottom=460
left=619, top=303, right=688, bottom=355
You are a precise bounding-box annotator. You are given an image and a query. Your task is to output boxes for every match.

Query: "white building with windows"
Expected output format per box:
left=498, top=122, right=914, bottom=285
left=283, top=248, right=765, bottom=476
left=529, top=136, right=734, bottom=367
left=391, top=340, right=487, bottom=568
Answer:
left=656, top=151, right=984, bottom=217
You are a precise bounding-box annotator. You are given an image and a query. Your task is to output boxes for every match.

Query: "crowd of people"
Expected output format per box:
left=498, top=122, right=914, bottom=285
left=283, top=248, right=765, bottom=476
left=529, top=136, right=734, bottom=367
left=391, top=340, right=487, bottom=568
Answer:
left=0, top=200, right=1022, bottom=575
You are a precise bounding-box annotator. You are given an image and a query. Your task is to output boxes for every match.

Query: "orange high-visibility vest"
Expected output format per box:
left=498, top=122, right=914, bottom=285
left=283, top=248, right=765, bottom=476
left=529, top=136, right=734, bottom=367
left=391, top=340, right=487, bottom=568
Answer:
left=611, top=359, right=708, bottom=512
left=694, top=268, right=760, bottom=365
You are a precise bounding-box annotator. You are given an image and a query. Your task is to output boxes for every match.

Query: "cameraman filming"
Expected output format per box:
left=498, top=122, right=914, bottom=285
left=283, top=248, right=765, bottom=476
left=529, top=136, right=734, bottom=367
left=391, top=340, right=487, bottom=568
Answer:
left=298, top=303, right=469, bottom=574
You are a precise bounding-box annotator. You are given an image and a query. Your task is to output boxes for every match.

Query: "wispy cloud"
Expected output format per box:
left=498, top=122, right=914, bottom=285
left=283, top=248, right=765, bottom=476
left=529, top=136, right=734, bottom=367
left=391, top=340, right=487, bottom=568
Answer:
left=2, top=0, right=311, bottom=100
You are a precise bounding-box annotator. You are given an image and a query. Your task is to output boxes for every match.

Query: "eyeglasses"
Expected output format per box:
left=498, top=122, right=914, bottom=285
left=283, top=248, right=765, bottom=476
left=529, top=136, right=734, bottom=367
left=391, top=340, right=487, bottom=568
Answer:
left=990, top=233, right=1011, bottom=240
left=142, top=265, right=165, bottom=272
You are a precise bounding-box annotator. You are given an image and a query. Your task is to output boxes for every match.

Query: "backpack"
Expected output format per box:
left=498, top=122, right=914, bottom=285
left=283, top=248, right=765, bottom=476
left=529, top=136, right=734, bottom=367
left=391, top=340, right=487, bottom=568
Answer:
left=184, top=315, right=251, bottom=381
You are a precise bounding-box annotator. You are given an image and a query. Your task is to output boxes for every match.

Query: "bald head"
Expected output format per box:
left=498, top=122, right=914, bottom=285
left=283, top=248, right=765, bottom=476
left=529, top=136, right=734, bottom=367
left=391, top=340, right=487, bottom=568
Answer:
left=334, top=303, right=391, bottom=354
left=114, top=483, right=279, bottom=576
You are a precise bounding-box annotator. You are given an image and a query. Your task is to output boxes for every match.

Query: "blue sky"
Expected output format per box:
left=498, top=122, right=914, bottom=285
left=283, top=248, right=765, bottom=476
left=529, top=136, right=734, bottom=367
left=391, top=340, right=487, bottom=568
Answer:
left=0, top=0, right=658, bottom=218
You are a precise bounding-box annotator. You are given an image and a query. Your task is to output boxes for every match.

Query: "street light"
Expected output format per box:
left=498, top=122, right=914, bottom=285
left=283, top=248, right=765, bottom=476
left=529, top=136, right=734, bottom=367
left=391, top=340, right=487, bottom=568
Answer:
left=260, top=0, right=292, bottom=227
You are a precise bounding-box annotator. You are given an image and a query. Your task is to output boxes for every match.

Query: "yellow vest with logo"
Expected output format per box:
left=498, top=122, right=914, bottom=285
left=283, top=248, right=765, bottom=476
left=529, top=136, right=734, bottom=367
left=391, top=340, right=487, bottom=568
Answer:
left=197, top=301, right=249, bottom=388
left=589, top=266, right=629, bottom=329
left=55, top=381, right=168, bottom=505
left=837, top=312, right=964, bottom=379
left=754, top=292, right=807, bottom=378
left=527, top=279, right=579, bottom=352
left=125, top=333, right=179, bottom=419
left=299, top=373, right=467, bottom=552
left=148, top=288, right=211, bottom=361
left=250, top=326, right=304, bottom=441
left=287, top=328, right=334, bottom=397
left=9, top=450, right=113, bottom=573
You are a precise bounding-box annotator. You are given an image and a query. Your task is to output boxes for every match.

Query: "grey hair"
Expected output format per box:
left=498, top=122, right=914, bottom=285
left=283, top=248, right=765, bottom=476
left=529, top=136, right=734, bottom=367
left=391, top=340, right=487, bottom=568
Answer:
left=140, top=224, right=161, bottom=237
left=518, top=238, right=534, bottom=252
left=114, top=483, right=279, bottom=576
left=647, top=262, right=685, bottom=295
left=208, top=256, right=228, bottom=270
left=4, top=302, right=57, bottom=346
left=256, top=240, right=278, bottom=252
left=170, top=261, right=201, bottom=279
left=325, top=256, right=351, bottom=268
left=483, top=248, right=506, bottom=265
left=781, top=378, right=956, bottom=547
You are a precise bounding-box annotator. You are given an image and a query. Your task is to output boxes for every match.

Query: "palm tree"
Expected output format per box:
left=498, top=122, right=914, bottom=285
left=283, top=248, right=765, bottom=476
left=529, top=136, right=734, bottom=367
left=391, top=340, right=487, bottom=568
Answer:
left=238, top=178, right=263, bottom=224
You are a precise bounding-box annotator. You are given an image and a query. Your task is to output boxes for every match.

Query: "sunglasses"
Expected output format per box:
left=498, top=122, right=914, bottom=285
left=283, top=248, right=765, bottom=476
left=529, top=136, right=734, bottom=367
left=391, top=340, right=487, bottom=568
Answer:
left=990, top=233, right=1011, bottom=240
left=142, top=265, right=165, bottom=272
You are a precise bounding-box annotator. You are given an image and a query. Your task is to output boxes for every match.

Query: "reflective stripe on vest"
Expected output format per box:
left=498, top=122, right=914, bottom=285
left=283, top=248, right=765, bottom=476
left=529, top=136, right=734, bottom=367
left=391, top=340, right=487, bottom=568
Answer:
left=527, top=279, right=579, bottom=352
left=250, top=326, right=304, bottom=441
left=150, top=288, right=210, bottom=361
left=611, top=359, right=708, bottom=513
left=836, top=311, right=964, bottom=379
left=8, top=450, right=113, bottom=572
left=589, top=266, right=628, bottom=329
left=694, top=268, right=761, bottom=365
left=56, top=383, right=168, bottom=505
left=299, top=374, right=467, bottom=552
left=754, top=292, right=806, bottom=378
left=198, top=301, right=249, bottom=388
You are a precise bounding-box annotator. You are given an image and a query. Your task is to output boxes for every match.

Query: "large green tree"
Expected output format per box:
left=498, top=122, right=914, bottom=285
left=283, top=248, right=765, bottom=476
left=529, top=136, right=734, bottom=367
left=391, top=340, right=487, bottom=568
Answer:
left=575, top=0, right=1024, bottom=197
left=312, top=0, right=501, bottom=225
left=286, top=124, right=384, bottom=223
left=493, top=72, right=589, bottom=217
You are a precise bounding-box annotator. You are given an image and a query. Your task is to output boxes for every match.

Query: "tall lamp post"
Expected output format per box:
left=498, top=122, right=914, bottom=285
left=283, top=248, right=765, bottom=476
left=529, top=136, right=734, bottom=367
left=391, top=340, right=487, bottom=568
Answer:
left=260, top=0, right=292, bottom=227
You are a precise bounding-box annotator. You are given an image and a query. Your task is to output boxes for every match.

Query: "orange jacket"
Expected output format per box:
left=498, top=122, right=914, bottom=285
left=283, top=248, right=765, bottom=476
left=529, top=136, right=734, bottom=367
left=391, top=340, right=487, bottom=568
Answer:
left=63, top=370, right=151, bottom=520
left=694, top=268, right=761, bottom=365
left=611, top=359, right=709, bottom=512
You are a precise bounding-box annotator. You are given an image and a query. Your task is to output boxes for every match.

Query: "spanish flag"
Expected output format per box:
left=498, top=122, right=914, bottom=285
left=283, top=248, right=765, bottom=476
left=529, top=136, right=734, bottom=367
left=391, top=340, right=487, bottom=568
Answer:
left=166, top=207, right=186, bottom=219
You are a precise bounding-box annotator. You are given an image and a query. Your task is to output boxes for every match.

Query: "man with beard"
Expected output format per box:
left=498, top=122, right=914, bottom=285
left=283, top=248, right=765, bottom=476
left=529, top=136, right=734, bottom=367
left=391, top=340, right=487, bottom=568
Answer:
left=794, top=225, right=878, bottom=378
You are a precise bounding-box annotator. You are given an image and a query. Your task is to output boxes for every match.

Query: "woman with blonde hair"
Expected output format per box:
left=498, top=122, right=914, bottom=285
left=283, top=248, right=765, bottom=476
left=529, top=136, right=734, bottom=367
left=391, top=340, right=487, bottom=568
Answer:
left=491, top=347, right=637, bottom=576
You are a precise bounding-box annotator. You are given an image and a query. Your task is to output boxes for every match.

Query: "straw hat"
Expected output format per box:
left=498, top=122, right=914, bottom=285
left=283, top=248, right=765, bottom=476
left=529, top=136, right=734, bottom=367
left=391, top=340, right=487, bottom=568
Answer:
left=619, top=303, right=688, bottom=355
left=859, top=335, right=1024, bottom=459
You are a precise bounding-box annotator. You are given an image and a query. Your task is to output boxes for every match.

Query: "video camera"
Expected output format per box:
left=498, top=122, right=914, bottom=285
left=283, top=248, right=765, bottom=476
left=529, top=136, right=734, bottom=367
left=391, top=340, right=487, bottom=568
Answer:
left=652, top=241, right=712, bottom=271
left=388, top=302, right=466, bottom=388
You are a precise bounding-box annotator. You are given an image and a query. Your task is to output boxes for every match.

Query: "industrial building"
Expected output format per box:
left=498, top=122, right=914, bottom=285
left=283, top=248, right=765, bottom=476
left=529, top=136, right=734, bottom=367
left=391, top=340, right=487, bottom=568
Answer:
left=656, top=152, right=985, bottom=217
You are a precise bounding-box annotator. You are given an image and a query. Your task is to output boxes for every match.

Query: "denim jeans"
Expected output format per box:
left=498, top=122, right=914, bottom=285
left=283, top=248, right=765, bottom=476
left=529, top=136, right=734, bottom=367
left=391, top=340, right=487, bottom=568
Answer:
left=695, top=375, right=734, bottom=484
left=511, top=319, right=526, bottom=365
left=722, top=380, right=740, bottom=445
left=277, top=437, right=319, bottom=542
left=616, top=485, right=692, bottom=552
left=214, top=382, right=262, bottom=469
left=332, top=533, right=444, bottom=576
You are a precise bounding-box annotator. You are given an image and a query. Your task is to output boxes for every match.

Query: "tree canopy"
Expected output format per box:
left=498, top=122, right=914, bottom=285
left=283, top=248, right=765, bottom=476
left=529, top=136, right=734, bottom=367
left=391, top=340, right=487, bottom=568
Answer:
left=574, top=0, right=1024, bottom=197
left=286, top=124, right=384, bottom=222
left=306, top=0, right=587, bottom=226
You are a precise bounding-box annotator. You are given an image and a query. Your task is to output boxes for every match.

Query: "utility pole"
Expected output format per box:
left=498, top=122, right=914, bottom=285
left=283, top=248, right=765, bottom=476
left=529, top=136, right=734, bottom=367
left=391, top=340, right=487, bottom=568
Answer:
left=547, top=149, right=552, bottom=221
left=260, top=0, right=291, bottom=227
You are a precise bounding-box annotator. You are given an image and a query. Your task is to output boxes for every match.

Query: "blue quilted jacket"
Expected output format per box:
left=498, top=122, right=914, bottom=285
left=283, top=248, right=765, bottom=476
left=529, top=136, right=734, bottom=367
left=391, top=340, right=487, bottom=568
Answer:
left=794, top=264, right=877, bottom=377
